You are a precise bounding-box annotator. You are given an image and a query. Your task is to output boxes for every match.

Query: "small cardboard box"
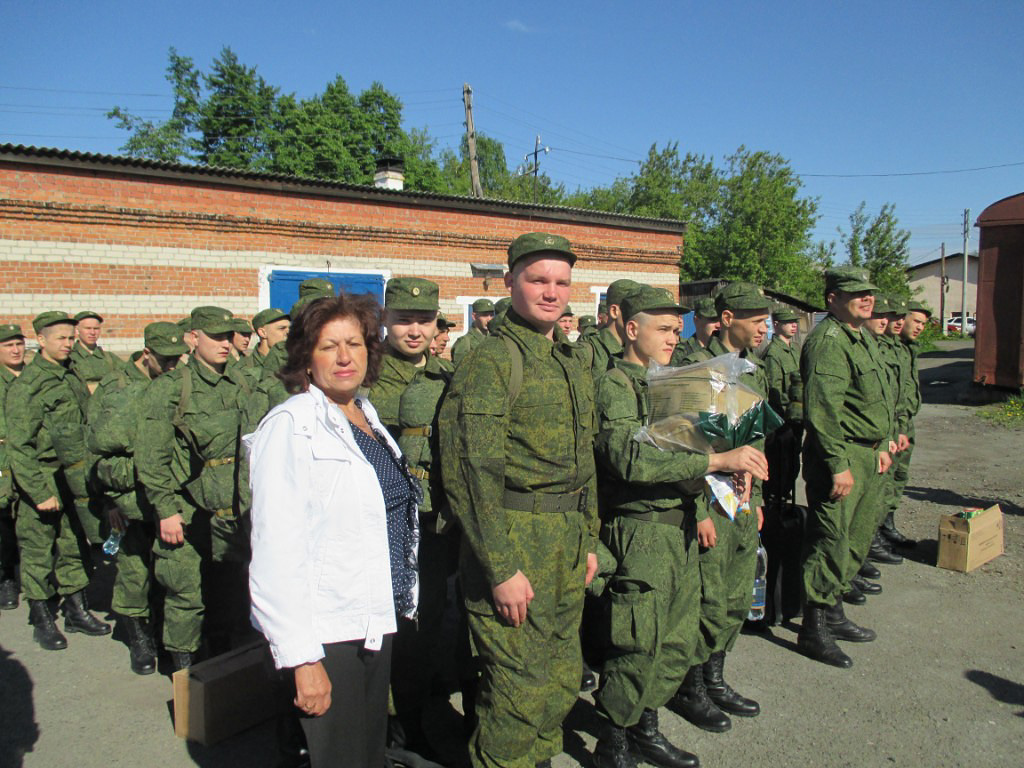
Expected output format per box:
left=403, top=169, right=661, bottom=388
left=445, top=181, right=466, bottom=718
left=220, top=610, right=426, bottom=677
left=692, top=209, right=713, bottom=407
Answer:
left=937, top=504, right=1005, bottom=572
left=173, top=639, right=289, bottom=745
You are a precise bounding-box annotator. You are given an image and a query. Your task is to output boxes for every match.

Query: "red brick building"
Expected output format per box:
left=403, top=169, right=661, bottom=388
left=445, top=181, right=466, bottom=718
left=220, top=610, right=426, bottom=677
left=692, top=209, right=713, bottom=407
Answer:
left=0, top=145, right=685, bottom=352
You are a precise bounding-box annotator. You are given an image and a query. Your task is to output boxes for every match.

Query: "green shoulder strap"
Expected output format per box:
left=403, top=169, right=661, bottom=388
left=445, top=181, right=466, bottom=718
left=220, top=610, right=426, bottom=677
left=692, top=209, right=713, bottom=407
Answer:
left=171, top=368, right=201, bottom=456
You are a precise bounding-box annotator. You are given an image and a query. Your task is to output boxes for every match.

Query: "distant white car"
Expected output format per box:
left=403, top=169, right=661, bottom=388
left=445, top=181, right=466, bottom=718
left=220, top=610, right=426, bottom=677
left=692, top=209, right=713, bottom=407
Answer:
left=945, top=317, right=976, bottom=336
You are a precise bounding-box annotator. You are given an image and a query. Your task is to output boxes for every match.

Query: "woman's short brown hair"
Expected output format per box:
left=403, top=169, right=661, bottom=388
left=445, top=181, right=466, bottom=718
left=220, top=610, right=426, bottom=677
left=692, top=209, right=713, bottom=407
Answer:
left=278, top=294, right=384, bottom=395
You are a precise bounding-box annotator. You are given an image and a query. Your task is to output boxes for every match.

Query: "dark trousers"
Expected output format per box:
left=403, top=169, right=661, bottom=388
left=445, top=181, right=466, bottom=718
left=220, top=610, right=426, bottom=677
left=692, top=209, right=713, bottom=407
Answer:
left=301, top=635, right=393, bottom=768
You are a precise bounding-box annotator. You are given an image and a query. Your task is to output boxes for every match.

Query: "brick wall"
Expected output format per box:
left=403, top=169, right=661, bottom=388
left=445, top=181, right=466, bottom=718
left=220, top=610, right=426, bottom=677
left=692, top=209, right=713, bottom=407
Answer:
left=0, top=154, right=684, bottom=352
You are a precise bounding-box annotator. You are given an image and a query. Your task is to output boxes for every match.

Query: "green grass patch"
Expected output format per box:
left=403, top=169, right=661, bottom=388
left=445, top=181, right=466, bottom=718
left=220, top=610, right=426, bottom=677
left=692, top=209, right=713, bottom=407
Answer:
left=981, top=393, right=1024, bottom=428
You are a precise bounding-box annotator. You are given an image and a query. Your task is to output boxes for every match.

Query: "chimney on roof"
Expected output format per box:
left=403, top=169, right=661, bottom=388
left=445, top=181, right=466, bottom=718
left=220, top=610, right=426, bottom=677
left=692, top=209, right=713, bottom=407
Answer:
left=374, top=157, right=405, bottom=191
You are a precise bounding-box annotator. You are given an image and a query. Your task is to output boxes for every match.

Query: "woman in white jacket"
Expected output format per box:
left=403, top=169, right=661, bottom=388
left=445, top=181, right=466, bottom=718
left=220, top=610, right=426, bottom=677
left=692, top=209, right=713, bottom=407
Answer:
left=246, top=294, right=419, bottom=768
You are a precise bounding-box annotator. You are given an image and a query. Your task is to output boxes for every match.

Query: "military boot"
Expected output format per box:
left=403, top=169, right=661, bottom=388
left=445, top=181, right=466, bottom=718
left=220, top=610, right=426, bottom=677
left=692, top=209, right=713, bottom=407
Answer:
left=825, top=600, right=877, bottom=642
left=851, top=575, right=882, bottom=595
left=593, top=723, right=639, bottom=768
left=858, top=561, right=881, bottom=580
left=626, top=709, right=699, bottom=768
left=124, top=616, right=158, bottom=675
left=0, top=576, right=18, bottom=610
left=880, top=510, right=915, bottom=548
left=62, top=590, right=111, bottom=635
left=671, top=664, right=731, bottom=732
left=702, top=652, right=759, bottom=717
left=171, top=650, right=195, bottom=672
left=867, top=533, right=903, bottom=564
left=797, top=605, right=852, bottom=668
left=842, top=583, right=866, bottom=605
left=29, top=598, right=68, bottom=650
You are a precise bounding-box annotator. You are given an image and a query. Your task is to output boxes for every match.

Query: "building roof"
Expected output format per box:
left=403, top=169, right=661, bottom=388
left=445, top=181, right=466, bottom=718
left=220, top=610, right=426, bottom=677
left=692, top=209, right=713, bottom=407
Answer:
left=976, top=192, right=1024, bottom=228
left=678, top=278, right=822, bottom=312
left=907, top=252, right=977, bottom=273
left=0, top=143, right=687, bottom=234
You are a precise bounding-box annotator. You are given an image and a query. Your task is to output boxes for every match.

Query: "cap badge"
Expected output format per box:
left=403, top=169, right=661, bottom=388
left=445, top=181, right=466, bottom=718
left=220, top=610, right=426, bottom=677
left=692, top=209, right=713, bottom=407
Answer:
left=411, top=286, right=421, bottom=296
left=544, top=236, right=555, bottom=245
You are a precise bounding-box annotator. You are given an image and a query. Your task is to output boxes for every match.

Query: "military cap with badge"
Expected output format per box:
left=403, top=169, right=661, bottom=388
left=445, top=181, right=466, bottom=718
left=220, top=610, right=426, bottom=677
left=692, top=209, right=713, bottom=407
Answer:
left=252, top=308, right=289, bottom=331
left=32, top=311, right=78, bottom=334
left=190, top=306, right=236, bottom=335
left=144, top=321, right=190, bottom=357
left=825, top=266, right=878, bottom=294
left=621, top=285, right=684, bottom=320
left=715, top=282, right=771, bottom=313
left=0, top=323, right=25, bottom=342
left=507, top=232, right=577, bottom=269
left=385, top=277, right=440, bottom=311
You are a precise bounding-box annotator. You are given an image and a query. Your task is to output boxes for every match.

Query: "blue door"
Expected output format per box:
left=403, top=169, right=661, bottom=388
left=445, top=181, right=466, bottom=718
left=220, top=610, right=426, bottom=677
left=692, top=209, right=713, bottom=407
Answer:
left=268, top=270, right=386, bottom=312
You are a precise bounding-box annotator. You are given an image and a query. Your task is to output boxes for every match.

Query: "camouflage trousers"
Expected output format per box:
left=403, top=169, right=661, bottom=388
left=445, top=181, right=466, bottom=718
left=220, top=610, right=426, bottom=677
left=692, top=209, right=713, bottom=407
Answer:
left=595, top=514, right=700, bottom=728
left=112, top=519, right=153, bottom=618
left=463, top=509, right=587, bottom=768
left=803, top=442, right=885, bottom=607
left=1, top=500, right=19, bottom=577
left=883, top=423, right=915, bottom=525
left=696, top=504, right=758, bottom=657
left=15, top=494, right=89, bottom=600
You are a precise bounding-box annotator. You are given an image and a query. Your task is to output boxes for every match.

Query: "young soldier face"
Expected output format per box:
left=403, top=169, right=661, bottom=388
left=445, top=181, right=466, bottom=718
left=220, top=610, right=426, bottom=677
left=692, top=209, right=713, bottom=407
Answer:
left=865, top=315, right=889, bottom=335
left=259, top=318, right=290, bottom=348
left=775, top=320, right=799, bottom=340
left=386, top=309, right=438, bottom=359
left=311, top=316, right=368, bottom=403
left=433, top=328, right=450, bottom=355
left=77, top=317, right=102, bottom=346
left=192, top=330, right=233, bottom=368
left=721, top=309, right=769, bottom=350
left=557, top=315, right=575, bottom=335
left=627, top=311, right=682, bottom=366
left=694, top=315, right=721, bottom=341
left=38, top=323, right=76, bottom=363
left=141, top=348, right=181, bottom=378
left=0, top=338, right=25, bottom=369
left=886, top=316, right=906, bottom=336
left=506, top=256, right=572, bottom=333
left=473, top=311, right=494, bottom=332
left=232, top=332, right=252, bottom=354
left=902, top=311, right=928, bottom=341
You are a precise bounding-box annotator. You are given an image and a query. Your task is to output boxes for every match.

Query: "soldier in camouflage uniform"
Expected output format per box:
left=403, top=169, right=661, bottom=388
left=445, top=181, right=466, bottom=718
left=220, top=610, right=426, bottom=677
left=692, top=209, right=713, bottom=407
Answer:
left=70, top=310, right=120, bottom=393
left=431, top=312, right=456, bottom=358
left=7, top=312, right=110, bottom=650
left=136, top=306, right=254, bottom=670
left=797, top=267, right=893, bottom=669
left=592, top=285, right=770, bottom=768
left=578, top=315, right=598, bottom=338
left=585, top=279, right=642, bottom=378
left=597, top=301, right=609, bottom=329
left=246, top=308, right=290, bottom=370
left=557, top=306, right=576, bottom=338
left=87, top=322, right=188, bottom=674
left=451, top=298, right=496, bottom=366
left=670, top=297, right=720, bottom=365
left=228, top=317, right=255, bottom=367
left=440, top=232, right=599, bottom=768
left=673, top=283, right=771, bottom=725
left=0, top=324, right=26, bottom=610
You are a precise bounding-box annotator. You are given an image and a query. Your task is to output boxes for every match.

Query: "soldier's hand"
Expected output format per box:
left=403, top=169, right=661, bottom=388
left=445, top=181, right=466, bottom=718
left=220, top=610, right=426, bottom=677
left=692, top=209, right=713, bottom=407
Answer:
left=159, top=514, right=186, bottom=545
left=888, top=440, right=899, bottom=455
left=584, top=552, right=598, bottom=586
left=897, top=434, right=910, bottom=452
left=294, top=661, right=331, bottom=717
left=878, top=451, right=893, bottom=474
left=735, top=471, right=753, bottom=505
left=493, top=570, right=534, bottom=628
left=830, top=470, right=854, bottom=499
left=709, top=445, right=769, bottom=482
left=36, top=496, right=61, bottom=512
left=697, top=517, right=717, bottom=548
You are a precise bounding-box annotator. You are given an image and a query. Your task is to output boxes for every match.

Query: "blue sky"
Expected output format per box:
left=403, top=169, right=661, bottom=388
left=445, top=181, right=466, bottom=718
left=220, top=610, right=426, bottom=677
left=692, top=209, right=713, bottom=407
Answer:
left=3, top=1, right=1021, bottom=263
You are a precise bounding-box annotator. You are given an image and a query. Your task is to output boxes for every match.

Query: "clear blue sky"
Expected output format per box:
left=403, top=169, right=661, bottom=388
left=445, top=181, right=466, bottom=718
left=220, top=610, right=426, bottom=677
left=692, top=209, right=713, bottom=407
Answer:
left=3, top=1, right=1021, bottom=263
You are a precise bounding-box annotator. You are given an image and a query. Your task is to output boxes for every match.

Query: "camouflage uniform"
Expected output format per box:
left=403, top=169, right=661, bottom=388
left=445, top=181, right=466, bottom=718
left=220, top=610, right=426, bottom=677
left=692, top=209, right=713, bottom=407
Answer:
left=0, top=338, right=23, bottom=597
left=69, top=340, right=120, bottom=388
left=440, top=297, right=598, bottom=767
left=367, top=348, right=418, bottom=436
left=760, top=313, right=804, bottom=507
left=451, top=325, right=487, bottom=367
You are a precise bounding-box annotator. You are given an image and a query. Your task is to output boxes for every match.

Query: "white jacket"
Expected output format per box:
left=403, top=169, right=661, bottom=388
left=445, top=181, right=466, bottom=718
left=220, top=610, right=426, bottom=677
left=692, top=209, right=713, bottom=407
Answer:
left=245, top=385, right=415, bottom=669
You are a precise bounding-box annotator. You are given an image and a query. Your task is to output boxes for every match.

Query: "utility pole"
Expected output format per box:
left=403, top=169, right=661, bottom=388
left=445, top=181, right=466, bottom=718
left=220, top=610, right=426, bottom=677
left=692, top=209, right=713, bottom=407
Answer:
left=961, top=209, right=970, bottom=332
left=523, top=135, right=548, bottom=204
left=940, top=242, right=947, bottom=336
left=463, top=83, right=483, bottom=198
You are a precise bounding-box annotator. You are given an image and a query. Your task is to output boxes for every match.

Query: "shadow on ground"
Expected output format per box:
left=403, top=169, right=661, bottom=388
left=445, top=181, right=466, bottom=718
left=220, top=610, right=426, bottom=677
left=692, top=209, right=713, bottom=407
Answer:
left=0, top=645, right=38, bottom=768
left=964, top=670, right=1024, bottom=718
left=904, top=486, right=1023, bottom=517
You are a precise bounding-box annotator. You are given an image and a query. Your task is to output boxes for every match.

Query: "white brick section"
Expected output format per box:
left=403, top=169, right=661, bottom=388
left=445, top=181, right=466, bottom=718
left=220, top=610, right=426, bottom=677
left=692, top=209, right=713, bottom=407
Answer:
left=0, top=294, right=257, bottom=316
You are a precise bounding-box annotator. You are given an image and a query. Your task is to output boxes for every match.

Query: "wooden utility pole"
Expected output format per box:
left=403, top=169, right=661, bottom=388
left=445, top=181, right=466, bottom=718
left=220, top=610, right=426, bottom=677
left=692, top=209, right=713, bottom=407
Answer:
left=940, top=242, right=947, bottom=336
left=463, top=84, right=483, bottom=198
left=961, top=209, right=971, bottom=331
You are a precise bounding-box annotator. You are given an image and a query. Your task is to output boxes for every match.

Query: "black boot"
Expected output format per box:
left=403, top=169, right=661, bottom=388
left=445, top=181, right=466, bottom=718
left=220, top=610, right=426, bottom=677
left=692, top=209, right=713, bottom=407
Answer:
left=0, top=576, right=18, bottom=610
left=867, top=533, right=903, bottom=565
left=62, top=590, right=111, bottom=635
left=171, top=650, right=195, bottom=672
left=581, top=661, right=598, bottom=692
left=593, top=723, right=639, bottom=768
left=671, top=664, right=731, bottom=732
left=29, top=598, right=68, bottom=650
left=124, top=616, right=158, bottom=675
left=626, top=709, right=699, bottom=768
left=842, top=584, right=866, bottom=605
left=797, top=605, right=852, bottom=668
left=702, top=651, right=759, bottom=717
left=858, top=561, right=881, bottom=580
left=851, top=576, right=882, bottom=595
left=880, top=511, right=916, bottom=548
left=825, top=600, right=876, bottom=642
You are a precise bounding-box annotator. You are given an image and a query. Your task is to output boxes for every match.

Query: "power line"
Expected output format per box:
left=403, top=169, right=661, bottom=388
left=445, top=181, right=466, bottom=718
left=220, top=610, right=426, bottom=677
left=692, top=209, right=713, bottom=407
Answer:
left=799, top=160, right=1024, bottom=178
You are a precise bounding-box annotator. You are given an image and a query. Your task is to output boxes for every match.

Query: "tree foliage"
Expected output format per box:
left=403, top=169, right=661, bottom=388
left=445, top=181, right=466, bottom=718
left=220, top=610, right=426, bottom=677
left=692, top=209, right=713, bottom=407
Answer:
left=839, top=202, right=912, bottom=297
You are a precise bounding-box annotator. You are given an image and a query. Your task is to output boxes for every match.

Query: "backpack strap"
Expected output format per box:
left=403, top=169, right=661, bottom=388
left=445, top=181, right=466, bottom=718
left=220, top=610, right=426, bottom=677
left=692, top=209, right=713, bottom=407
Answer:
left=502, top=334, right=524, bottom=407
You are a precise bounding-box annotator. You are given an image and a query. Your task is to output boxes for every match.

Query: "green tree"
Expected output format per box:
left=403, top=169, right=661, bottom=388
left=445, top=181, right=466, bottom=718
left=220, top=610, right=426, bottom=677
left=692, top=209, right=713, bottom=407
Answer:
left=839, top=202, right=912, bottom=297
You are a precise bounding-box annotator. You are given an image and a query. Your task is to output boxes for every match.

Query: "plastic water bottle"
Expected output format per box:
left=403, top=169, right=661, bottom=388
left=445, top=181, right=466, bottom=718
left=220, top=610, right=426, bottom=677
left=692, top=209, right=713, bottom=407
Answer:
left=748, top=537, right=768, bottom=621
left=103, top=528, right=124, bottom=557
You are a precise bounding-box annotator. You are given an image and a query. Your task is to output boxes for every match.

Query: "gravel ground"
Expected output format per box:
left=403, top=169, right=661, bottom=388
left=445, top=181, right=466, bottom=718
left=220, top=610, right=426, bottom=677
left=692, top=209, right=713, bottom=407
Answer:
left=2, top=340, right=1021, bottom=768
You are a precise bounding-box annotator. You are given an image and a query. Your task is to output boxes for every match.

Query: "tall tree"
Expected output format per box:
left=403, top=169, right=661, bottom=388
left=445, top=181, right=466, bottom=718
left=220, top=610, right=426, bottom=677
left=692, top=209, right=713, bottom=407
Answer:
left=839, top=202, right=912, bottom=296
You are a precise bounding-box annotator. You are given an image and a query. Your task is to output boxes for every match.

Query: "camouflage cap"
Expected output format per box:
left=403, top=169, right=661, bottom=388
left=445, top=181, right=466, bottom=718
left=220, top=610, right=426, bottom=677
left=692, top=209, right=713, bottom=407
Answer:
left=578, top=315, right=597, bottom=329
left=190, top=306, right=236, bottom=335
left=289, top=294, right=331, bottom=320
left=560, top=305, right=575, bottom=318
left=906, top=299, right=933, bottom=317
left=385, top=278, right=439, bottom=311
left=597, top=301, right=608, bottom=315
left=252, top=308, right=289, bottom=331
left=507, top=232, right=576, bottom=269
left=872, top=296, right=892, bottom=315
left=494, top=297, right=512, bottom=314
left=33, top=311, right=77, bottom=334
left=436, top=312, right=456, bottom=330
left=472, top=298, right=495, bottom=314
left=889, top=296, right=908, bottom=316
left=825, top=266, right=877, bottom=294
left=715, top=282, right=771, bottom=313
left=622, top=285, right=684, bottom=320
left=177, top=316, right=192, bottom=333
left=693, top=297, right=719, bottom=319
left=74, top=310, right=103, bottom=323
left=144, top=321, right=189, bottom=357
left=606, top=279, right=642, bottom=309
left=772, top=307, right=801, bottom=323
left=0, top=323, right=25, bottom=342
left=299, top=277, right=336, bottom=298
left=231, top=317, right=253, bottom=334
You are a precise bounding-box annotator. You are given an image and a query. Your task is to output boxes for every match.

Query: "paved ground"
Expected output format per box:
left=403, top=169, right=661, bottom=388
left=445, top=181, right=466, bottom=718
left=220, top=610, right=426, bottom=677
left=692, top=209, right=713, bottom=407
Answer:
left=2, top=340, right=1021, bottom=768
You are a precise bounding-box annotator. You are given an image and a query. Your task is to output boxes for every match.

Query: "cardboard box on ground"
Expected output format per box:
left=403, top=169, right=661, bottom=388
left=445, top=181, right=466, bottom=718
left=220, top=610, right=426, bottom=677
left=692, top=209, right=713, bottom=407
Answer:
left=173, top=640, right=290, bottom=745
left=936, top=504, right=1005, bottom=573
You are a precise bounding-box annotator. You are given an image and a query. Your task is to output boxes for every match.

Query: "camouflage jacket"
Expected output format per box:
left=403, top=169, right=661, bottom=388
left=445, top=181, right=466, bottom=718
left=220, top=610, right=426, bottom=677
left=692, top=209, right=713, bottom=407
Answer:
left=594, top=358, right=711, bottom=523
left=584, top=326, right=622, bottom=380
left=899, top=336, right=923, bottom=424
left=5, top=354, right=90, bottom=506
left=800, top=315, right=894, bottom=476
left=70, top=341, right=120, bottom=385
left=439, top=309, right=599, bottom=588
left=669, top=335, right=704, bottom=366
left=367, top=346, right=419, bottom=437
left=245, top=342, right=289, bottom=428
left=0, top=365, right=19, bottom=504
left=136, top=356, right=252, bottom=522
left=760, top=336, right=803, bottom=422
left=450, top=326, right=485, bottom=367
